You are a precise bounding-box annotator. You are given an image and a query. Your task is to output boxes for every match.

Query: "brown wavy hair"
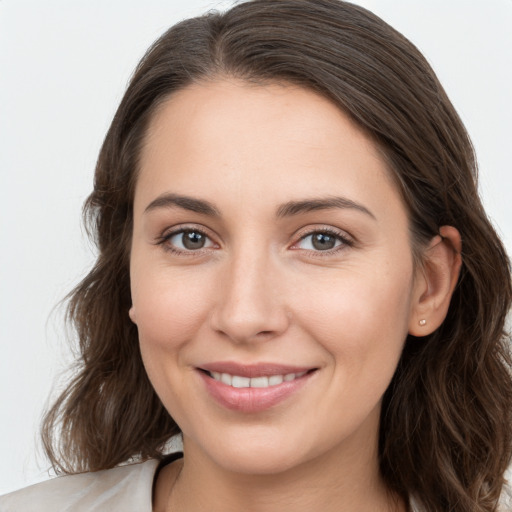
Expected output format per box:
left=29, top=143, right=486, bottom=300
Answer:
left=42, top=1, right=512, bottom=510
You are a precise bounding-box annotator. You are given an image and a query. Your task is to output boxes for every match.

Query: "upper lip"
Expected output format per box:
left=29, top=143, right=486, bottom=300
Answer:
left=198, top=361, right=317, bottom=378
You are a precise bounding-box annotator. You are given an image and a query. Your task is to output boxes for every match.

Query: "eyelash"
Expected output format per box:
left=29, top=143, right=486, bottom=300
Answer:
left=155, top=225, right=354, bottom=257
left=292, top=227, right=354, bottom=256
left=155, top=226, right=214, bottom=257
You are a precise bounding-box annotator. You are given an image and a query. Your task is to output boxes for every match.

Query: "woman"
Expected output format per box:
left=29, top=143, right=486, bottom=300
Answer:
left=1, top=0, right=511, bottom=511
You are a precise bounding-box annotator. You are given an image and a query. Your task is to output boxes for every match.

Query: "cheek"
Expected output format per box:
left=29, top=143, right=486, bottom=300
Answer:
left=293, top=263, right=414, bottom=374
left=130, top=266, right=216, bottom=422
left=131, top=265, right=215, bottom=352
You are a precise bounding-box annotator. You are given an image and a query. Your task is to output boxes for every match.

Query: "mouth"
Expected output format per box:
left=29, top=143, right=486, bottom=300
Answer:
left=200, top=369, right=313, bottom=389
left=197, top=363, right=318, bottom=413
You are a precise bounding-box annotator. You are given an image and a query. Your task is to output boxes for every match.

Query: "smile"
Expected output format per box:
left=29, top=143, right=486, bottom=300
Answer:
left=197, top=363, right=318, bottom=413
left=207, top=371, right=308, bottom=388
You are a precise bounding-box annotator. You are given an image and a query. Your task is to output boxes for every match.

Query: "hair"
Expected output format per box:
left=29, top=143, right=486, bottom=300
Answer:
left=42, top=1, right=512, bottom=510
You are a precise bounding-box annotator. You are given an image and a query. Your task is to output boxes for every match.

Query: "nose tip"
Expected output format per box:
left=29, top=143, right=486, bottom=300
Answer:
left=209, top=259, right=289, bottom=344
left=211, top=294, right=289, bottom=344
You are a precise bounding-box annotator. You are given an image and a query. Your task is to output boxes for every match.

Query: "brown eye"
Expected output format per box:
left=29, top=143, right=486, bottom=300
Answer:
left=182, top=231, right=206, bottom=250
left=167, top=229, right=214, bottom=251
left=295, top=230, right=351, bottom=252
left=311, top=233, right=337, bottom=250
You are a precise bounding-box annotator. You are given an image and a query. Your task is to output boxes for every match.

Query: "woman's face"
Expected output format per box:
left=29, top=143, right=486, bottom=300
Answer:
left=130, top=80, right=424, bottom=475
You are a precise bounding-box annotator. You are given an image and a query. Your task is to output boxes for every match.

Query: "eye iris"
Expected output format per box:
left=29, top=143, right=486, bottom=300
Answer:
left=182, top=231, right=205, bottom=250
left=312, top=233, right=336, bottom=250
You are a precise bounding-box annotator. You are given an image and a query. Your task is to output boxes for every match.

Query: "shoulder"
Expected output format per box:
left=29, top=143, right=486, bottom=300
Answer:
left=499, top=481, right=512, bottom=511
left=0, top=459, right=160, bottom=512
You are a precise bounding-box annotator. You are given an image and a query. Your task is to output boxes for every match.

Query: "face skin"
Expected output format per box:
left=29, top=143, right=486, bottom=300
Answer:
left=129, top=80, right=460, bottom=511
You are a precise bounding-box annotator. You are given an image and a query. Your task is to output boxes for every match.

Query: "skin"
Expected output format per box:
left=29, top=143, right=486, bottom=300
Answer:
left=129, top=79, right=461, bottom=512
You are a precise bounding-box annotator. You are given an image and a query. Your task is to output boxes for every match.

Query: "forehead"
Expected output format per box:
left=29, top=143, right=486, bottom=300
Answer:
left=135, top=79, right=404, bottom=223
left=142, top=79, right=380, bottom=167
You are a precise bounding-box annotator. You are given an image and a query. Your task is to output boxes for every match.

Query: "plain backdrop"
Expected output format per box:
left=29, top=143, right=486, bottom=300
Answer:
left=1, top=0, right=511, bottom=494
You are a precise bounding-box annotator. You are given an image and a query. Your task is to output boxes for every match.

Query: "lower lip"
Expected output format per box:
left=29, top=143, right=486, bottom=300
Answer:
left=198, top=370, right=315, bottom=413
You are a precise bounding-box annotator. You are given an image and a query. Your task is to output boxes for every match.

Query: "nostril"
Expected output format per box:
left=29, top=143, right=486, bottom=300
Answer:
left=209, top=298, right=290, bottom=344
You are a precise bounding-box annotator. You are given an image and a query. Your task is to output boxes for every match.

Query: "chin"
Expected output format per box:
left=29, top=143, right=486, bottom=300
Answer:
left=185, top=426, right=328, bottom=477
left=216, top=447, right=308, bottom=476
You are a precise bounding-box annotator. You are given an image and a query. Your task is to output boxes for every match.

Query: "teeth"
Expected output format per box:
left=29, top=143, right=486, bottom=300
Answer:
left=250, top=376, right=269, bottom=388
left=210, top=371, right=308, bottom=388
left=268, top=375, right=283, bottom=386
left=232, top=376, right=250, bottom=388
left=221, top=373, right=232, bottom=386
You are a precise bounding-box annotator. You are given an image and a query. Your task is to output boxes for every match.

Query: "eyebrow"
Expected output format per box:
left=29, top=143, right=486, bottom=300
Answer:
left=144, top=193, right=375, bottom=220
left=276, top=196, right=376, bottom=220
left=144, top=193, right=221, bottom=217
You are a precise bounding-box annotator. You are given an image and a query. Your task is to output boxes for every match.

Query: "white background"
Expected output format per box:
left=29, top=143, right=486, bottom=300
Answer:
left=1, top=0, right=511, bottom=494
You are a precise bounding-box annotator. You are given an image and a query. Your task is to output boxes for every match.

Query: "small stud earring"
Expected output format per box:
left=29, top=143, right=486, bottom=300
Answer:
left=419, top=319, right=427, bottom=326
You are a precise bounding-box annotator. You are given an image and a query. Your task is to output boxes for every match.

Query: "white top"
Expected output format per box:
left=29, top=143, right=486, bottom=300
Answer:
left=0, top=459, right=160, bottom=512
left=1, top=458, right=509, bottom=512
left=0, top=457, right=418, bottom=512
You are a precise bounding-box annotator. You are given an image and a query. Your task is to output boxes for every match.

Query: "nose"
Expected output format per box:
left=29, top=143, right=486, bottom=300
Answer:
left=209, top=249, right=290, bottom=344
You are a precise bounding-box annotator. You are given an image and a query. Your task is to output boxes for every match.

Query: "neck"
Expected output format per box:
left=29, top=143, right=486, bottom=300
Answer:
left=163, top=434, right=406, bottom=512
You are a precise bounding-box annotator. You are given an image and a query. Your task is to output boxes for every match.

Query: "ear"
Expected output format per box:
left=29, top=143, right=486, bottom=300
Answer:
left=409, top=226, right=462, bottom=337
left=129, top=306, right=137, bottom=324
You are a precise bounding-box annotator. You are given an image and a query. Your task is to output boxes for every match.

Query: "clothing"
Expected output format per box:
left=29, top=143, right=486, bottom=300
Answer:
left=0, top=454, right=179, bottom=512
left=0, top=451, right=417, bottom=512
left=1, top=455, right=509, bottom=512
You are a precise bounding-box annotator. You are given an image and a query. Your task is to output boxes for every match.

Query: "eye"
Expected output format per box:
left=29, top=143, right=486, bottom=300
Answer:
left=161, top=228, right=216, bottom=252
left=294, top=229, right=352, bottom=252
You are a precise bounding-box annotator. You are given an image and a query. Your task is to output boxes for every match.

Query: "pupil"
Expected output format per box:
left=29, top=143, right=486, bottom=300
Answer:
left=312, top=233, right=336, bottom=250
left=183, top=231, right=205, bottom=250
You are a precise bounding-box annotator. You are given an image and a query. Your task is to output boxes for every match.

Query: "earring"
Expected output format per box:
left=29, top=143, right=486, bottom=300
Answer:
left=419, top=319, right=427, bottom=326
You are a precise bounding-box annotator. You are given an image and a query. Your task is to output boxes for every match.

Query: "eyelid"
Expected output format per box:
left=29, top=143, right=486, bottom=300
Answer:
left=155, top=223, right=354, bottom=257
left=290, top=226, right=354, bottom=254
left=155, top=224, right=219, bottom=255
